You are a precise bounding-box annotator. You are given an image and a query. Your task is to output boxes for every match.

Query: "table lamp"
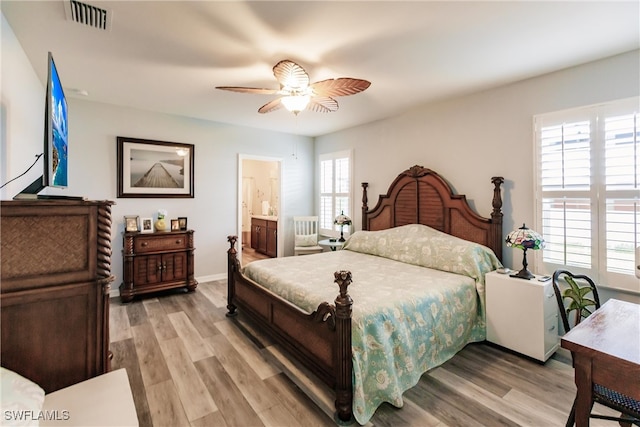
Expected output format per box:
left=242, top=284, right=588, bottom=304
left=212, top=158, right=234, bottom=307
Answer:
left=505, top=223, right=544, bottom=280
left=334, top=211, right=352, bottom=242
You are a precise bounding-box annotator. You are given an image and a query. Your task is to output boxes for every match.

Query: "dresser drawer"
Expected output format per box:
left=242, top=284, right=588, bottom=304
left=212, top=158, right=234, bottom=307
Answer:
left=544, top=312, right=560, bottom=356
left=543, top=283, right=557, bottom=316
left=134, top=234, right=188, bottom=254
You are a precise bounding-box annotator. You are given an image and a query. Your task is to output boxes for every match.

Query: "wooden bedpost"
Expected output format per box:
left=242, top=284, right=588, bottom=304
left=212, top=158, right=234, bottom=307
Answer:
left=490, top=177, right=504, bottom=261
left=226, top=235, right=239, bottom=317
left=334, top=270, right=354, bottom=423
left=361, top=182, right=369, bottom=231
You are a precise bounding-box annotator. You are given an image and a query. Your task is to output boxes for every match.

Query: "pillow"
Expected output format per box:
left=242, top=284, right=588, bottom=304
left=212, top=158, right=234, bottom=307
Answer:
left=343, top=224, right=502, bottom=284
left=0, top=367, right=45, bottom=426
left=295, top=234, right=318, bottom=247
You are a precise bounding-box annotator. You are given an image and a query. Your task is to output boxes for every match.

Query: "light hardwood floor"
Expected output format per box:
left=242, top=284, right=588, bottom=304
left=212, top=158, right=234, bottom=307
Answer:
left=110, top=280, right=620, bottom=427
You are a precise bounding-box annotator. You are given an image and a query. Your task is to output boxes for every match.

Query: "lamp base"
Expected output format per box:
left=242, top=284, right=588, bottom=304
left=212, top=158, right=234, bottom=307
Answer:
left=509, top=268, right=535, bottom=280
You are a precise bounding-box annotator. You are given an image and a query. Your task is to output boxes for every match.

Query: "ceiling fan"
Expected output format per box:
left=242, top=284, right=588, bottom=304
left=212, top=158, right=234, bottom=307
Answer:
left=216, top=60, right=371, bottom=115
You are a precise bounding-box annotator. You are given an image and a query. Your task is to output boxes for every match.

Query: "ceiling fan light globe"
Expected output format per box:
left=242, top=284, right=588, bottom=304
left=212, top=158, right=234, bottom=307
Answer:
left=281, top=95, right=310, bottom=114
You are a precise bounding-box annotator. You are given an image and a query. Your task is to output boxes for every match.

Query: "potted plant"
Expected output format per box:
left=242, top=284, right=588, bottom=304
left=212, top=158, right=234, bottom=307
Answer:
left=561, top=275, right=597, bottom=326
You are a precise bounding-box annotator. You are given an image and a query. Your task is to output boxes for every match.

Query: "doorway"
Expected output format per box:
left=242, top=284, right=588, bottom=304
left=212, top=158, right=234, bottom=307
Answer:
left=237, top=155, right=282, bottom=264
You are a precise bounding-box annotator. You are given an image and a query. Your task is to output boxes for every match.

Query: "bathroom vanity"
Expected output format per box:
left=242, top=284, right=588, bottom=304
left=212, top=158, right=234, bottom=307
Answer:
left=251, top=215, right=277, bottom=257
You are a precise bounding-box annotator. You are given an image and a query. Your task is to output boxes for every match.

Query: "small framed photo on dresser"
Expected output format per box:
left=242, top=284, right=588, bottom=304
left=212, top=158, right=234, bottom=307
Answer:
left=171, top=219, right=180, bottom=231
left=178, top=217, right=187, bottom=231
left=124, top=215, right=139, bottom=232
left=141, top=217, right=154, bottom=233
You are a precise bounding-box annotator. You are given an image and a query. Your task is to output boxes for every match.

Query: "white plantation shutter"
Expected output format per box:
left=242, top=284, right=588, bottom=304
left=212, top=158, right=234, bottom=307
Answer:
left=534, top=97, right=640, bottom=293
left=319, top=151, right=352, bottom=236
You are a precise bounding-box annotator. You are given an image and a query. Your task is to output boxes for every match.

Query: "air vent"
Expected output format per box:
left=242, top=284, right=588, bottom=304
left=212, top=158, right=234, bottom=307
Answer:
left=64, top=0, right=112, bottom=31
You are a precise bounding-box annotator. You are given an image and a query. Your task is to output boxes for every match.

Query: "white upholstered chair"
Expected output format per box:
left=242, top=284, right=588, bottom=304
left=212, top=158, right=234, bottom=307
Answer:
left=293, top=216, right=324, bottom=256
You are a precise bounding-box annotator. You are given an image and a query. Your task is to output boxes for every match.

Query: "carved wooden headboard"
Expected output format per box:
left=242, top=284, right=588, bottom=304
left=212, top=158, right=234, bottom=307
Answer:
left=361, top=165, right=504, bottom=261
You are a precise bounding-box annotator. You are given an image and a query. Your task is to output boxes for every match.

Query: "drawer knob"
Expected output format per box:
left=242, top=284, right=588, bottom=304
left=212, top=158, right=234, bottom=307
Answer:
left=141, top=242, right=148, bottom=247
left=176, top=240, right=182, bottom=244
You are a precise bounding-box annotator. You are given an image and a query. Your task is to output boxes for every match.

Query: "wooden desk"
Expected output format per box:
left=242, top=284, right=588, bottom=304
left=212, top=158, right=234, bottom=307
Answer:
left=561, top=299, right=640, bottom=426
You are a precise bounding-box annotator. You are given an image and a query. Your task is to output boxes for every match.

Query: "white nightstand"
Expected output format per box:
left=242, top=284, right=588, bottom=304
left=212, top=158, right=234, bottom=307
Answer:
left=318, top=239, right=345, bottom=251
left=485, top=270, right=559, bottom=362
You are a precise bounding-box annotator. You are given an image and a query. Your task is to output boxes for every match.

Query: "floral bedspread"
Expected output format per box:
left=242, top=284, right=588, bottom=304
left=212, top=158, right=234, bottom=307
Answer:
left=242, top=224, right=501, bottom=424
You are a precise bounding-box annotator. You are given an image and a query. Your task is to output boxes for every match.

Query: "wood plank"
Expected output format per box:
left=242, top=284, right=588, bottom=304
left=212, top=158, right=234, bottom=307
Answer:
left=169, top=291, right=224, bottom=338
left=143, top=298, right=178, bottom=342
left=263, top=373, right=335, bottom=427
left=233, top=314, right=276, bottom=349
left=460, top=344, right=576, bottom=411
left=109, top=301, right=132, bottom=342
left=168, top=311, right=214, bottom=361
left=194, top=356, right=264, bottom=427
left=158, top=337, right=218, bottom=421
left=131, top=322, right=172, bottom=387
left=109, top=338, right=152, bottom=427
left=158, top=291, right=187, bottom=314
left=191, top=411, right=229, bottom=427
left=185, top=288, right=225, bottom=318
left=430, top=366, right=566, bottom=426
left=371, top=398, right=443, bottom=427
left=406, top=374, right=520, bottom=427
left=440, top=349, right=512, bottom=397
left=204, top=333, right=279, bottom=413
left=198, top=280, right=228, bottom=308
left=215, top=319, right=279, bottom=380
left=145, top=379, right=190, bottom=427
left=262, top=344, right=334, bottom=419
left=126, top=300, right=149, bottom=326
left=256, top=404, right=301, bottom=427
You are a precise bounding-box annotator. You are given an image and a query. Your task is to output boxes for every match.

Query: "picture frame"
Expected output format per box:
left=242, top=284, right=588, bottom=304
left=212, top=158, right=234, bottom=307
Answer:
left=124, top=215, right=139, bottom=232
left=141, top=217, right=154, bottom=233
left=178, top=217, right=188, bottom=231
left=117, top=136, right=194, bottom=198
left=171, top=219, right=180, bottom=231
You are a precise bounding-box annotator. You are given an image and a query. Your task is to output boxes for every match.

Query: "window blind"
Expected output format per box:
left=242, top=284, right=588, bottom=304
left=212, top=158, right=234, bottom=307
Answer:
left=319, top=151, right=352, bottom=236
left=534, top=97, right=639, bottom=293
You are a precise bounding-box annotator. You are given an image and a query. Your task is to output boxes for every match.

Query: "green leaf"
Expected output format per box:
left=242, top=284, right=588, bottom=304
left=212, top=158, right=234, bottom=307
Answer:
left=560, top=275, right=597, bottom=323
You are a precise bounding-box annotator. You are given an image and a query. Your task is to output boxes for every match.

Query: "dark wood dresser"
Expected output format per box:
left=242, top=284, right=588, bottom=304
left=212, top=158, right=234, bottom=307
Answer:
left=119, top=230, right=197, bottom=302
left=0, top=199, right=114, bottom=393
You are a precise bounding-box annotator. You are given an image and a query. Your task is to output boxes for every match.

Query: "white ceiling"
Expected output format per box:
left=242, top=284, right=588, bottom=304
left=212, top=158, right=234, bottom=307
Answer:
left=3, top=1, right=639, bottom=137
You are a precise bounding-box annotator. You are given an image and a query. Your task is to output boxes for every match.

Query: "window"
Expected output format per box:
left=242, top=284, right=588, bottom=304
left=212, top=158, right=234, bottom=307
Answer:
left=534, top=97, right=639, bottom=293
left=319, top=150, right=352, bottom=237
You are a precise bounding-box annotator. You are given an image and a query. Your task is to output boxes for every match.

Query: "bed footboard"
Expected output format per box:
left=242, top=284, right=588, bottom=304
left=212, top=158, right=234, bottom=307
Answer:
left=226, top=236, right=354, bottom=422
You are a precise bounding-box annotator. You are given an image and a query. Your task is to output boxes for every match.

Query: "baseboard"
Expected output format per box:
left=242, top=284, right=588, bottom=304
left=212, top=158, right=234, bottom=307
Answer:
left=108, top=273, right=227, bottom=298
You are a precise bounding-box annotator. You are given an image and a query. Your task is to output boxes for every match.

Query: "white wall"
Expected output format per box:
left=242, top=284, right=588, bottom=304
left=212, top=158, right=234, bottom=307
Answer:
left=67, top=101, right=313, bottom=287
left=0, top=13, right=45, bottom=193
left=4, top=10, right=637, bottom=302
left=316, top=50, right=640, bottom=303
left=1, top=14, right=315, bottom=294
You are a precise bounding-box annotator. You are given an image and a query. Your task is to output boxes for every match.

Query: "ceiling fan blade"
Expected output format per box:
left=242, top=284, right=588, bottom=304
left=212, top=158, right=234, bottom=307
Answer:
left=310, top=78, right=371, bottom=97
left=216, top=86, right=279, bottom=95
left=308, top=96, right=338, bottom=113
left=258, top=98, right=284, bottom=114
left=273, top=60, right=310, bottom=90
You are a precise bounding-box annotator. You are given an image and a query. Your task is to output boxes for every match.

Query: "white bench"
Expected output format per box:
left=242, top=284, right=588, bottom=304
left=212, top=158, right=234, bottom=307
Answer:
left=41, top=369, right=138, bottom=427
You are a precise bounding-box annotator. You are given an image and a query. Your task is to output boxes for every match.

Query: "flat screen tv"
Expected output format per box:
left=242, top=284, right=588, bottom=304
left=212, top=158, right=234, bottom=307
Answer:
left=14, top=52, right=72, bottom=199
left=45, top=51, right=68, bottom=188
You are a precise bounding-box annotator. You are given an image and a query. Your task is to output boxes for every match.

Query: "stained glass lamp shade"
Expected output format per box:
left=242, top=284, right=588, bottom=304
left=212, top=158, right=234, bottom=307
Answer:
left=334, top=211, right=352, bottom=242
left=505, top=223, right=544, bottom=280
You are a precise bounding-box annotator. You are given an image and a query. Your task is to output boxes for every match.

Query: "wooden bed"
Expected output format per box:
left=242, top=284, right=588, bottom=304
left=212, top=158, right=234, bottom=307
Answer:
left=226, top=165, right=504, bottom=423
